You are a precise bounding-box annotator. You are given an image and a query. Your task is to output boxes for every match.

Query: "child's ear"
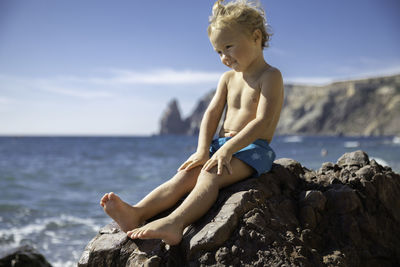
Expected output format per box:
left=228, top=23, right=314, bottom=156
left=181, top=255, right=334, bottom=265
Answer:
left=252, top=29, right=262, bottom=43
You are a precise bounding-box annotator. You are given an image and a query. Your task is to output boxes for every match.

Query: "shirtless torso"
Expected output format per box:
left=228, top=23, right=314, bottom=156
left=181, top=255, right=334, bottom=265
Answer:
left=219, top=66, right=284, bottom=143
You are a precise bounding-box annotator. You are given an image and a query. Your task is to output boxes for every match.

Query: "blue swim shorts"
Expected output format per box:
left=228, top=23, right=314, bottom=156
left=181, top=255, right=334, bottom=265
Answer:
left=209, top=137, right=276, bottom=177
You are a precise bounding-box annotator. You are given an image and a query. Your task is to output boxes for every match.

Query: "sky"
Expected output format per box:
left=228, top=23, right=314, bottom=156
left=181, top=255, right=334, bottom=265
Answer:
left=0, top=0, right=399, bottom=136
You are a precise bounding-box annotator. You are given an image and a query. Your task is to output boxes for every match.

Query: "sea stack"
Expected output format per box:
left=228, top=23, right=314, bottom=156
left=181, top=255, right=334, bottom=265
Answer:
left=159, top=99, right=188, bottom=135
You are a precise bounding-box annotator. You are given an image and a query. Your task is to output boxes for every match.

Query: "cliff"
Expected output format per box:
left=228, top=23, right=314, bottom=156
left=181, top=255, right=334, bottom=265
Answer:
left=78, top=150, right=400, bottom=266
left=159, top=74, right=400, bottom=136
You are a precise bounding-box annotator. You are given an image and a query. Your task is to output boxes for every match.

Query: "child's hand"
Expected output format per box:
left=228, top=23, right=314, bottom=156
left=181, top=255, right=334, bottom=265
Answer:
left=202, top=148, right=233, bottom=175
left=178, top=151, right=209, bottom=171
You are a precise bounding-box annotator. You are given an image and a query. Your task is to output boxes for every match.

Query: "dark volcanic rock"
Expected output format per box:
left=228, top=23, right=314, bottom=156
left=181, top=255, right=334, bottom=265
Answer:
left=79, top=150, right=400, bottom=267
left=0, top=245, right=52, bottom=267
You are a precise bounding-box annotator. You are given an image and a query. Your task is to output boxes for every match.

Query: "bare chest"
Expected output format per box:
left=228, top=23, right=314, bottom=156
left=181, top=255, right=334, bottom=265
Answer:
left=227, top=84, right=261, bottom=110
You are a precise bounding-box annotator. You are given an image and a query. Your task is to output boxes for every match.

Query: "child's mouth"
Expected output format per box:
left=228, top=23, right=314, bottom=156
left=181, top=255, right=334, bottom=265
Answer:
left=228, top=61, right=237, bottom=68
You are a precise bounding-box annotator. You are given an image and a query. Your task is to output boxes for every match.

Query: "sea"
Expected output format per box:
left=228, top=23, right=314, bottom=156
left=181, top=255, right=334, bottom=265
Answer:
left=0, top=135, right=399, bottom=266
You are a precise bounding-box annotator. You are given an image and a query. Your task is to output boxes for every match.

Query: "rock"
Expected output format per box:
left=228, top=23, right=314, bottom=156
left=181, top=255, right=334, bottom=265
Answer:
left=277, top=74, right=400, bottom=136
left=324, top=185, right=362, bottom=214
left=0, top=245, right=52, bottom=267
left=79, top=150, right=400, bottom=266
left=355, top=165, right=374, bottom=181
left=159, top=74, right=400, bottom=136
left=319, top=162, right=335, bottom=173
left=299, top=205, right=317, bottom=229
left=159, top=99, right=188, bottom=135
left=337, top=150, right=369, bottom=168
left=300, top=190, right=327, bottom=211
left=159, top=91, right=215, bottom=135
left=183, top=90, right=215, bottom=135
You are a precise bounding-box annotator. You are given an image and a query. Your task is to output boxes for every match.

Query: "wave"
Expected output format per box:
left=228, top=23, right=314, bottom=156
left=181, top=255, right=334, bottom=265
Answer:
left=371, top=157, right=389, bottom=167
left=0, top=214, right=102, bottom=264
left=344, top=141, right=360, bottom=148
left=393, top=136, right=400, bottom=145
left=282, top=136, right=303, bottom=143
left=0, top=214, right=100, bottom=246
left=51, top=260, right=77, bottom=267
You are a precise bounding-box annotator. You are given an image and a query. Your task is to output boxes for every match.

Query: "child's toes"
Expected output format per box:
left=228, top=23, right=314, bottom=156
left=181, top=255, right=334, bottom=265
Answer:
left=100, top=193, right=109, bottom=203
left=132, top=230, right=141, bottom=238
left=127, top=229, right=137, bottom=239
left=100, top=194, right=108, bottom=206
left=137, top=229, right=146, bottom=238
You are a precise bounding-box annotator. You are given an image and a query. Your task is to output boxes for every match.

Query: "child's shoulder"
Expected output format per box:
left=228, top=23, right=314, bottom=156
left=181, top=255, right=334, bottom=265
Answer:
left=259, top=65, right=283, bottom=89
left=261, top=65, right=282, bottom=80
left=220, top=70, right=236, bottom=80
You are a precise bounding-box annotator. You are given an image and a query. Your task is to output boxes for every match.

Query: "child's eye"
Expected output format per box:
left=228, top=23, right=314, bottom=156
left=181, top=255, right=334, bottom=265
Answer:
left=226, top=45, right=232, bottom=49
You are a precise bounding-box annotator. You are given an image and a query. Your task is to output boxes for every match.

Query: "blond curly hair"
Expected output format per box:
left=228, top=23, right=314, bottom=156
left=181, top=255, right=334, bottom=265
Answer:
left=208, top=0, right=272, bottom=49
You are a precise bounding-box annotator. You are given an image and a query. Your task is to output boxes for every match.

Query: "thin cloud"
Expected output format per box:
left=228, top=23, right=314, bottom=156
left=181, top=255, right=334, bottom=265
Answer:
left=0, top=68, right=222, bottom=100
left=0, top=96, right=11, bottom=104
left=31, top=78, right=114, bottom=99
left=287, top=62, right=400, bottom=85
left=100, top=69, right=222, bottom=85
left=40, top=85, right=113, bottom=99
left=285, top=76, right=333, bottom=85
left=45, top=69, right=222, bottom=86
left=350, top=65, right=400, bottom=79
left=335, top=59, right=400, bottom=78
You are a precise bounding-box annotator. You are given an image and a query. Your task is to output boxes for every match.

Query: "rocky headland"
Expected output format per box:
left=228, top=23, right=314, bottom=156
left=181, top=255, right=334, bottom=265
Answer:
left=78, top=150, right=400, bottom=266
left=159, top=74, right=400, bottom=136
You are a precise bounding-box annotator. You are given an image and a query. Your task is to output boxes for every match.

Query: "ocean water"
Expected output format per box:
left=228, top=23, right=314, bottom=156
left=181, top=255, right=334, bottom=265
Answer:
left=0, top=135, right=399, bottom=266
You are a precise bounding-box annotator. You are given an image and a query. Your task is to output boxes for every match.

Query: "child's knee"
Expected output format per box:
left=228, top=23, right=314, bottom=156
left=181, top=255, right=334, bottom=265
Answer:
left=170, top=169, right=200, bottom=191
left=198, top=168, right=222, bottom=184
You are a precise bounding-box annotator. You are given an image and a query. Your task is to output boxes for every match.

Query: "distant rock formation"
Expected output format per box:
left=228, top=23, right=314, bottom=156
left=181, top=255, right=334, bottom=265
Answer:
left=79, top=150, right=400, bottom=266
left=159, top=74, right=400, bottom=136
left=279, top=74, right=400, bottom=136
left=159, top=91, right=215, bottom=135
left=159, top=99, right=189, bottom=135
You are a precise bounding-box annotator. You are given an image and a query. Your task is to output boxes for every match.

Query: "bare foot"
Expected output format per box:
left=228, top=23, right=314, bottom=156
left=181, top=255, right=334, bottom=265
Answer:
left=126, top=217, right=183, bottom=246
left=100, top=192, right=142, bottom=232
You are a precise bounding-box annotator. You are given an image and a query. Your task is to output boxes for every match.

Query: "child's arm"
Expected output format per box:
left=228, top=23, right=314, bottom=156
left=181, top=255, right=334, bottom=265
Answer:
left=178, top=72, right=229, bottom=171
left=203, top=69, right=283, bottom=175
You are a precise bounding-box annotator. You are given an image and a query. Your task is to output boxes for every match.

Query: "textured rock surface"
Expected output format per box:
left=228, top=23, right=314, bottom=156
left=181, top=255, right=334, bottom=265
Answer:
left=78, top=150, right=400, bottom=267
left=159, top=74, right=400, bottom=136
left=0, top=245, right=52, bottom=267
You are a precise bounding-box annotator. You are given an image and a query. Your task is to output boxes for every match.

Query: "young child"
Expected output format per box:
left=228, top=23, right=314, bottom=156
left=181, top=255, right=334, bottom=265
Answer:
left=100, top=0, right=283, bottom=246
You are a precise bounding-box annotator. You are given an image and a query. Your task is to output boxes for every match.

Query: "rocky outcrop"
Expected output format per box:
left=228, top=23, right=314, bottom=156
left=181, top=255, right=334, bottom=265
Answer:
left=278, top=74, right=400, bottom=136
left=159, top=74, right=400, bottom=136
left=159, top=92, right=215, bottom=135
left=183, top=91, right=216, bottom=135
left=159, top=99, right=189, bottom=135
left=79, top=150, right=400, bottom=266
left=0, top=245, right=52, bottom=267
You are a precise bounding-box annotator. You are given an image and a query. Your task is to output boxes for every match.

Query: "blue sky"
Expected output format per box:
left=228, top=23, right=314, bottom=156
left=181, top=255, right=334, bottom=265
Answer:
left=0, top=0, right=399, bottom=135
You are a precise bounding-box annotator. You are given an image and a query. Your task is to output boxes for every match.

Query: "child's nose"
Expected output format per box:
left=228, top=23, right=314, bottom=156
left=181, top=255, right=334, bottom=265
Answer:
left=221, top=54, right=230, bottom=65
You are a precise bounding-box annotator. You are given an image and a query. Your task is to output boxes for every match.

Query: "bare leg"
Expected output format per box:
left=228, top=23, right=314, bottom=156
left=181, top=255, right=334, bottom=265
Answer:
left=127, top=158, right=253, bottom=245
left=100, top=166, right=202, bottom=232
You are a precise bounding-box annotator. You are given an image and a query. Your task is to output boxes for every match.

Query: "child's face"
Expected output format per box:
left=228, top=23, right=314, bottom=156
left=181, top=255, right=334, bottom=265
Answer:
left=209, top=26, right=260, bottom=72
